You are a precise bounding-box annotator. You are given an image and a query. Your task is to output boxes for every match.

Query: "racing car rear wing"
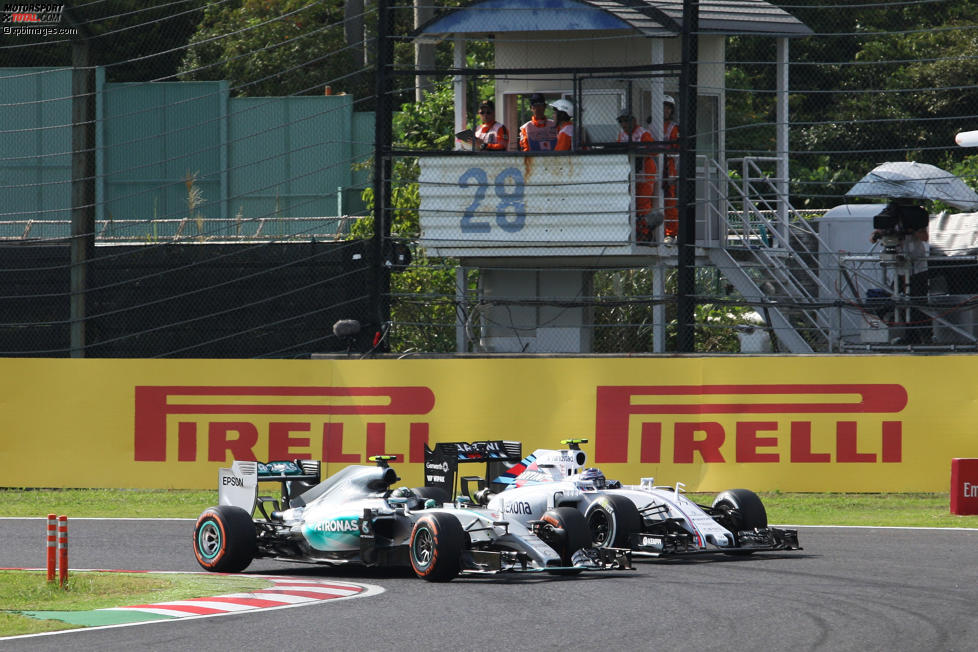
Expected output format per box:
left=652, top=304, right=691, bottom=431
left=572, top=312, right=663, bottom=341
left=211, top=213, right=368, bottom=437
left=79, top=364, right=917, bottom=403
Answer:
left=423, top=441, right=522, bottom=499
left=219, top=459, right=321, bottom=517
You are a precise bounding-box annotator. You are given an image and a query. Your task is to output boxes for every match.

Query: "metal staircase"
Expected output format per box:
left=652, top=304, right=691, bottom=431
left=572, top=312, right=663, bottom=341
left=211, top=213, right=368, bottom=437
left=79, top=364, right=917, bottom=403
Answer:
left=700, top=157, right=864, bottom=353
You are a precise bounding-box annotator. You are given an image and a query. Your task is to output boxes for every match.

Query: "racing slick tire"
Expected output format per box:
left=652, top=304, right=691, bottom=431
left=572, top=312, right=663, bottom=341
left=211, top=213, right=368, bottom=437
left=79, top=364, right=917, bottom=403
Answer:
left=585, top=494, right=642, bottom=548
left=541, top=506, right=591, bottom=574
left=412, top=486, right=451, bottom=506
left=712, top=489, right=768, bottom=555
left=193, top=505, right=257, bottom=573
left=409, top=512, right=464, bottom=582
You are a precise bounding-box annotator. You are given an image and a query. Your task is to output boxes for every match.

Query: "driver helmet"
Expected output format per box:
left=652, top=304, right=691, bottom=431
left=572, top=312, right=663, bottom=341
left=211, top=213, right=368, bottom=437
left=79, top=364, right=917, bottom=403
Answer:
left=579, top=467, right=607, bottom=489
left=390, top=486, right=417, bottom=505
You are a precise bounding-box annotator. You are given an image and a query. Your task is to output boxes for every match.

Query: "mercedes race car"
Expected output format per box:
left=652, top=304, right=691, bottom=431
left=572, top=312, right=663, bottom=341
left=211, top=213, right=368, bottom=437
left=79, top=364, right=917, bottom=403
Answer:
left=424, top=439, right=800, bottom=559
left=193, top=454, right=631, bottom=582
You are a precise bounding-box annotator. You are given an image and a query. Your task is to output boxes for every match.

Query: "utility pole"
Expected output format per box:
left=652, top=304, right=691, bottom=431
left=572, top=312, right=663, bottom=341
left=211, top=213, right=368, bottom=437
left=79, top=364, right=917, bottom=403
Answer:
left=371, top=0, right=394, bottom=343
left=676, top=0, right=699, bottom=353
left=70, top=32, right=96, bottom=357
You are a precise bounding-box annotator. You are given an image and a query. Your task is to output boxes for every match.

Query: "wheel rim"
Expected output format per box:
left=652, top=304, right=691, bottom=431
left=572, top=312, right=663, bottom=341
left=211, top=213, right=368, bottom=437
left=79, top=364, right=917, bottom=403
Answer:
left=198, top=520, right=221, bottom=560
left=716, top=502, right=743, bottom=530
left=589, top=510, right=611, bottom=546
left=413, top=526, right=434, bottom=568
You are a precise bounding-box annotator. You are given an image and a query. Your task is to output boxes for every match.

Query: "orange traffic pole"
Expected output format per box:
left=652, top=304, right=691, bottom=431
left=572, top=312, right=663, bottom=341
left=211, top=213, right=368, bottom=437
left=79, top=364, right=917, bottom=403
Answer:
left=46, top=514, right=57, bottom=582
left=57, top=515, right=68, bottom=587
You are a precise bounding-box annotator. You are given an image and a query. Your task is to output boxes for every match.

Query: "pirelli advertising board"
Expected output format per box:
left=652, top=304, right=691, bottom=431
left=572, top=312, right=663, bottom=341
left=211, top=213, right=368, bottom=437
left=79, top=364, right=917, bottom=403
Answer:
left=0, top=356, right=975, bottom=491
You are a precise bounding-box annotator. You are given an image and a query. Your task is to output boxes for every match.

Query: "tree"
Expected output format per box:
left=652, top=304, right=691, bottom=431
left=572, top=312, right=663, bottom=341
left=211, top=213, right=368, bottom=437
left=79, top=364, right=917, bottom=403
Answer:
left=726, top=2, right=978, bottom=208
left=177, top=0, right=372, bottom=98
left=3, top=2, right=206, bottom=82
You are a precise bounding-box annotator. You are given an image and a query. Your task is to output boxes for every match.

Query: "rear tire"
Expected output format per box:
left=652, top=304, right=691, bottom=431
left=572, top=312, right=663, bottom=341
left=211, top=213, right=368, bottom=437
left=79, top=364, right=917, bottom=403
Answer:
left=409, top=512, right=464, bottom=581
left=193, top=505, right=257, bottom=573
left=585, top=494, right=641, bottom=548
left=541, top=506, right=590, bottom=574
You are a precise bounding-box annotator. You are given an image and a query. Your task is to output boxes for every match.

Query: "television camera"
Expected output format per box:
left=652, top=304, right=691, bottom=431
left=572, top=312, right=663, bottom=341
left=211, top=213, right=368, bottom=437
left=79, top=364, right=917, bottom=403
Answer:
left=871, top=201, right=929, bottom=263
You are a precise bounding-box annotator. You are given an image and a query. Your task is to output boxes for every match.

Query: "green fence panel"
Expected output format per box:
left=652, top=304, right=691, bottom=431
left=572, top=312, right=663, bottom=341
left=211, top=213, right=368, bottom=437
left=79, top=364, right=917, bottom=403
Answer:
left=0, top=68, right=73, bottom=236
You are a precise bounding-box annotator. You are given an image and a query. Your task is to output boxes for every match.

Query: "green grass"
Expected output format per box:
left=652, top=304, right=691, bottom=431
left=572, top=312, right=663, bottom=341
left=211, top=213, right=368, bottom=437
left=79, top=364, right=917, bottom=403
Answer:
left=690, top=492, right=978, bottom=528
left=0, top=570, right=272, bottom=637
left=0, top=488, right=215, bottom=519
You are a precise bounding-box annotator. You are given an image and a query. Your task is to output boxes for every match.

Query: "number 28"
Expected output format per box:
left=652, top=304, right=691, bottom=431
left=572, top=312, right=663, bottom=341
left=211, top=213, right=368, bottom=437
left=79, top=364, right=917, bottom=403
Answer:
left=458, top=167, right=526, bottom=233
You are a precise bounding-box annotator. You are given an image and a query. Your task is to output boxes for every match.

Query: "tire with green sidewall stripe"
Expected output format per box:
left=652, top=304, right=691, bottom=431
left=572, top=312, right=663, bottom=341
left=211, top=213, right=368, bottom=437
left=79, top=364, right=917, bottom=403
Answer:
left=193, top=505, right=257, bottom=573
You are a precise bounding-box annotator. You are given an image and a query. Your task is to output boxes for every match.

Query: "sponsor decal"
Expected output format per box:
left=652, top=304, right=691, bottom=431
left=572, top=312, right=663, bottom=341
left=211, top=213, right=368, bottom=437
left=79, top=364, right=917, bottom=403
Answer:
left=595, top=384, right=907, bottom=465
left=426, top=461, right=450, bottom=473
left=312, top=518, right=360, bottom=533
left=965, top=482, right=978, bottom=498
left=133, top=385, right=434, bottom=464
left=504, top=501, right=532, bottom=515
left=639, top=536, right=663, bottom=550
left=221, top=475, right=244, bottom=487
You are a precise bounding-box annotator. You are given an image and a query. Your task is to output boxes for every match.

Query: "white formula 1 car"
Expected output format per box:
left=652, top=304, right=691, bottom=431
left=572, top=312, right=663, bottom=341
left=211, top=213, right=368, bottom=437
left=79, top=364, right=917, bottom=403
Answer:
left=424, top=439, right=800, bottom=558
left=193, top=454, right=630, bottom=582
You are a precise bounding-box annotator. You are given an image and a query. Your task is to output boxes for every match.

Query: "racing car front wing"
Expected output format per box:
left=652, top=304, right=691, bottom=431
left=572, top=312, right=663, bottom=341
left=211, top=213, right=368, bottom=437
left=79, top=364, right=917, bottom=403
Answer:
left=629, top=526, right=802, bottom=557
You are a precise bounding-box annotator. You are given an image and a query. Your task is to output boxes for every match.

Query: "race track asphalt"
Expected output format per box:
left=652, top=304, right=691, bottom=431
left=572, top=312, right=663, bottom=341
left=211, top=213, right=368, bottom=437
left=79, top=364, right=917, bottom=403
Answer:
left=1, top=518, right=977, bottom=652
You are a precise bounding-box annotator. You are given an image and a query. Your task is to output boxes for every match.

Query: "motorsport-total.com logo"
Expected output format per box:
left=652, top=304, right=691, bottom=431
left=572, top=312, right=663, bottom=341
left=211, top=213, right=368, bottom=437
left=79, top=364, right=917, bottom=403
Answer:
left=3, top=3, right=78, bottom=36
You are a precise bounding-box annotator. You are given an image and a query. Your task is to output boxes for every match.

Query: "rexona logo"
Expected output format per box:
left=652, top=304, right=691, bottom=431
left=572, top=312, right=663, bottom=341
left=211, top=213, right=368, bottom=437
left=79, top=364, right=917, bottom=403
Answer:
left=594, top=383, right=908, bottom=465
left=133, top=385, right=434, bottom=464
left=504, top=501, right=532, bottom=515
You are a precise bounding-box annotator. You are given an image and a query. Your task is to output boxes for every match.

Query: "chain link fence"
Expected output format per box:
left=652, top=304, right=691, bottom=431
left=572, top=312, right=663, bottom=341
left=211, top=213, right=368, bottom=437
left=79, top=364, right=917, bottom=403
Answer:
left=4, top=1, right=978, bottom=356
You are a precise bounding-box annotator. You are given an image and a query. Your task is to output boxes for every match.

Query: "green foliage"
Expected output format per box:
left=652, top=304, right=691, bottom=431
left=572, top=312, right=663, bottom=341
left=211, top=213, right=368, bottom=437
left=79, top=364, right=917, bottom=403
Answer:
left=356, top=79, right=489, bottom=353
left=178, top=0, right=370, bottom=98
left=5, top=2, right=207, bottom=81
left=727, top=2, right=978, bottom=210
left=593, top=268, right=761, bottom=353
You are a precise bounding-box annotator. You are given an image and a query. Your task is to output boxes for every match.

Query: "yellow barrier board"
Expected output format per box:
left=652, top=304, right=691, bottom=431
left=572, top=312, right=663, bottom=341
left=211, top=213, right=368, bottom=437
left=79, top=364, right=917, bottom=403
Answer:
left=0, top=356, right=973, bottom=491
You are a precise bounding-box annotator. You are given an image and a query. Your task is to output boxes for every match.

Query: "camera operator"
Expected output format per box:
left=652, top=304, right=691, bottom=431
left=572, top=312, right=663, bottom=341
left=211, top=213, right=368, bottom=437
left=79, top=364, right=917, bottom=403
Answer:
left=870, top=200, right=930, bottom=343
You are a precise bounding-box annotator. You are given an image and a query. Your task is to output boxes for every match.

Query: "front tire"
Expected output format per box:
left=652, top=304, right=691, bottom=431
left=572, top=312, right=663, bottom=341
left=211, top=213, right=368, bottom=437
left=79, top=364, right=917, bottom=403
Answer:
left=541, top=506, right=590, bottom=573
left=713, top=488, right=768, bottom=530
left=585, top=494, right=641, bottom=548
left=713, top=489, right=767, bottom=555
left=193, top=505, right=257, bottom=573
left=409, top=512, right=464, bottom=582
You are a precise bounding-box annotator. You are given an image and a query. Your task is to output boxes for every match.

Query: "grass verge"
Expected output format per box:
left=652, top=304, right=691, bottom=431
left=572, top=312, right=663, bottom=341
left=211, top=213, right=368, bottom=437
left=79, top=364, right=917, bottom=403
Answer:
left=0, top=570, right=272, bottom=638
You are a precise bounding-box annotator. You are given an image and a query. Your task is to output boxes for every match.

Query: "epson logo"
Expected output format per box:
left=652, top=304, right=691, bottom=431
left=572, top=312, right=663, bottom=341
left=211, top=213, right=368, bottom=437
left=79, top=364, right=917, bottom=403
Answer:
left=504, top=501, right=532, bottom=515
left=426, top=461, right=450, bottom=472
left=222, top=476, right=244, bottom=487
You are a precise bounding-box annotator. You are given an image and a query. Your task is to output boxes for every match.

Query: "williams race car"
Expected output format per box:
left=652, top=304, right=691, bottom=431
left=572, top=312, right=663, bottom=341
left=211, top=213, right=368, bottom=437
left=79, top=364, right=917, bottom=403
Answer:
left=193, top=454, right=631, bottom=582
left=425, top=439, right=800, bottom=559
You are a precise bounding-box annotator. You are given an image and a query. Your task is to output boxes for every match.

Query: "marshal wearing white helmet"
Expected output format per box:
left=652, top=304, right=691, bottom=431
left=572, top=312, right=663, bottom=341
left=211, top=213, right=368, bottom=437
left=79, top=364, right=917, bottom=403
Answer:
left=550, top=98, right=576, bottom=150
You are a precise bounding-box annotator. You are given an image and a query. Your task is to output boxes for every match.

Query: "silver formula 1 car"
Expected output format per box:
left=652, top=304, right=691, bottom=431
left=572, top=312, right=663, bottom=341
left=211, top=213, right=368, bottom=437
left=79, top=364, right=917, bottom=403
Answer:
left=193, top=454, right=630, bottom=582
left=424, top=439, right=800, bottom=559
